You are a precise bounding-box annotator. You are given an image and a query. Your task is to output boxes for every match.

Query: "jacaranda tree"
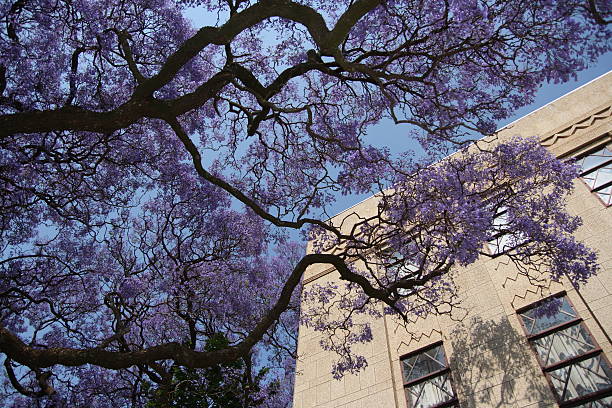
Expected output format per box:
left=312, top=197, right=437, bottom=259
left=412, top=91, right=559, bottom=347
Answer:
left=0, top=0, right=609, bottom=406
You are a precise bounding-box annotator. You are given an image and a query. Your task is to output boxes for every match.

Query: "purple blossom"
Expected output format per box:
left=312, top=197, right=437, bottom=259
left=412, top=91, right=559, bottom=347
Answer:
left=0, top=0, right=607, bottom=404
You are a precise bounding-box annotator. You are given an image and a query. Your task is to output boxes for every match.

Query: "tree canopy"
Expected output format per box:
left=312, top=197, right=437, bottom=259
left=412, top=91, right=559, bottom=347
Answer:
left=0, top=0, right=609, bottom=406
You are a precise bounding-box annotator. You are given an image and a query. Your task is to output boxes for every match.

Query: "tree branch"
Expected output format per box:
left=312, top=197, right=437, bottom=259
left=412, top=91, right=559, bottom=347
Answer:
left=164, top=116, right=353, bottom=240
left=0, top=253, right=340, bottom=369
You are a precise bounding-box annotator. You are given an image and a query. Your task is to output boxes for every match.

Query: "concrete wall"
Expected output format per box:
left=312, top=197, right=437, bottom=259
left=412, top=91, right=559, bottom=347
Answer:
left=293, top=72, right=612, bottom=408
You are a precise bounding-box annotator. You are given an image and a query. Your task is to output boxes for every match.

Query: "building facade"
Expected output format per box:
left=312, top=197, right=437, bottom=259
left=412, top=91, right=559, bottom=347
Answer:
left=293, top=72, right=612, bottom=408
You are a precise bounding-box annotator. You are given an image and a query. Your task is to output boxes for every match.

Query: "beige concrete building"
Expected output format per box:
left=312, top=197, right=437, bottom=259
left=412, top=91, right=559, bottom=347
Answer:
left=293, top=72, right=612, bottom=408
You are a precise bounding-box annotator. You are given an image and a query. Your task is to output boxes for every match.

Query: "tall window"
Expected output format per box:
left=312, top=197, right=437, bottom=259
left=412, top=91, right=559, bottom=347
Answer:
left=575, top=144, right=612, bottom=206
left=487, top=207, right=512, bottom=255
left=401, top=342, right=459, bottom=408
left=517, top=294, right=612, bottom=407
left=385, top=250, right=420, bottom=296
left=486, top=207, right=527, bottom=255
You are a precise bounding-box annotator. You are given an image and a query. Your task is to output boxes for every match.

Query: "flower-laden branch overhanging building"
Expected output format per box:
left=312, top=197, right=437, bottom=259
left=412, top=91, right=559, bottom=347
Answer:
left=294, top=72, right=612, bottom=408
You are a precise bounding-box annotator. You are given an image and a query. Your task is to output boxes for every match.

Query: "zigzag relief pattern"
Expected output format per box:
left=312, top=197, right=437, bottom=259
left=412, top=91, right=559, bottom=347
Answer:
left=391, top=308, right=447, bottom=332
left=395, top=313, right=428, bottom=326
left=395, top=329, right=442, bottom=353
left=491, top=259, right=556, bottom=309
left=493, top=258, right=523, bottom=289
left=510, top=287, right=551, bottom=310
left=540, top=105, right=612, bottom=147
left=492, top=258, right=551, bottom=292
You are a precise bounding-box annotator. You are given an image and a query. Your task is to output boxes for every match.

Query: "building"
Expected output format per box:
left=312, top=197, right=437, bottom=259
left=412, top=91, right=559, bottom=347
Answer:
left=293, top=72, right=612, bottom=408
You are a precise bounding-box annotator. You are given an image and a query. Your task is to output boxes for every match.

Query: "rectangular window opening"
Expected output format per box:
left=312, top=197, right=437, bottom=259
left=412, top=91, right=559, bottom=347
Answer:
left=400, top=342, right=459, bottom=408
left=380, top=248, right=423, bottom=297
left=486, top=207, right=528, bottom=255
left=575, top=143, right=612, bottom=206
left=517, top=294, right=612, bottom=407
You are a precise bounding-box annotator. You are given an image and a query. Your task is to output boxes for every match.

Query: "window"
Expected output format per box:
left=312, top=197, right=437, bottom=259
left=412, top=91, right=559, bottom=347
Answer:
left=385, top=251, right=420, bottom=296
left=401, top=342, right=459, bottom=408
left=486, top=207, right=527, bottom=255
left=575, top=144, right=612, bottom=206
left=517, top=294, right=612, bottom=407
left=487, top=207, right=513, bottom=255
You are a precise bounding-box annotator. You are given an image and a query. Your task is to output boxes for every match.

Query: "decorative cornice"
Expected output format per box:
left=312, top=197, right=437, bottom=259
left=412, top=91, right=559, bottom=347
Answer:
left=302, top=266, right=336, bottom=285
left=540, top=105, right=612, bottom=147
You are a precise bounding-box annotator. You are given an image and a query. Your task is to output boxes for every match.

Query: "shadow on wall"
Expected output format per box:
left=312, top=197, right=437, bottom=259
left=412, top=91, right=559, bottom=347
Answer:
left=448, top=316, right=555, bottom=408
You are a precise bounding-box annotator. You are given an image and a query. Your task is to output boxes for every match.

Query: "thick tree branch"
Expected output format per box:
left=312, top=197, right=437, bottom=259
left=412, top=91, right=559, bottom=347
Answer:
left=3, top=359, right=55, bottom=398
left=0, top=253, right=339, bottom=369
left=0, top=71, right=232, bottom=136
left=326, top=0, right=383, bottom=51
left=0, top=0, right=378, bottom=137
left=113, top=30, right=147, bottom=84
left=132, top=0, right=331, bottom=98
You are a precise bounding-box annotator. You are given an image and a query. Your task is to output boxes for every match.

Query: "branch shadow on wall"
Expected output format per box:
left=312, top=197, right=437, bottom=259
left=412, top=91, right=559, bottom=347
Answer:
left=448, top=316, right=555, bottom=408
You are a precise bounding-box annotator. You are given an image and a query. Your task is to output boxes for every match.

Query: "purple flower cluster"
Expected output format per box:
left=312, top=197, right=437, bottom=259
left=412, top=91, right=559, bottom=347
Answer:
left=0, top=0, right=607, bottom=404
left=303, top=138, right=599, bottom=378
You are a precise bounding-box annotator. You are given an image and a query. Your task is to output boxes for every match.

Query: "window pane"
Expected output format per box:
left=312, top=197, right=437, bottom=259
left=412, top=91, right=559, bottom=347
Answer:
left=579, top=146, right=612, bottom=172
left=403, top=345, right=447, bottom=382
left=387, top=252, right=420, bottom=296
left=591, top=165, right=612, bottom=190
left=583, top=174, right=597, bottom=188
left=532, top=323, right=596, bottom=366
left=596, top=186, right=612, bottom=205
left=489, top=208, right=512, bottom=255
left=520, top=297, right=577, bottom=335
left=488, top=233, right=514, bottom=255
left=405, top=373, right=455, bottom=408
left=548, top=355, right=612, bottom=402
left=492, top=209, right=509, bottom=228
left=487, top=209, right=511, bottom=254
left=579, top=146, right=612, bottom=205
left=486, top=208, right=527, bottom=254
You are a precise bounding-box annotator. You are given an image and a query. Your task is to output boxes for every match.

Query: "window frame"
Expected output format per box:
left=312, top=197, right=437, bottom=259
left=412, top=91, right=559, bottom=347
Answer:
left=399, top=341, right=460, bottom=408
left=378, top=246, right=423, bottom=297
left=486, top=207, right=512, bottom=255
left=574, top=142, right=612, bottom=207
left=516, top=292, right=612, bottom=407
